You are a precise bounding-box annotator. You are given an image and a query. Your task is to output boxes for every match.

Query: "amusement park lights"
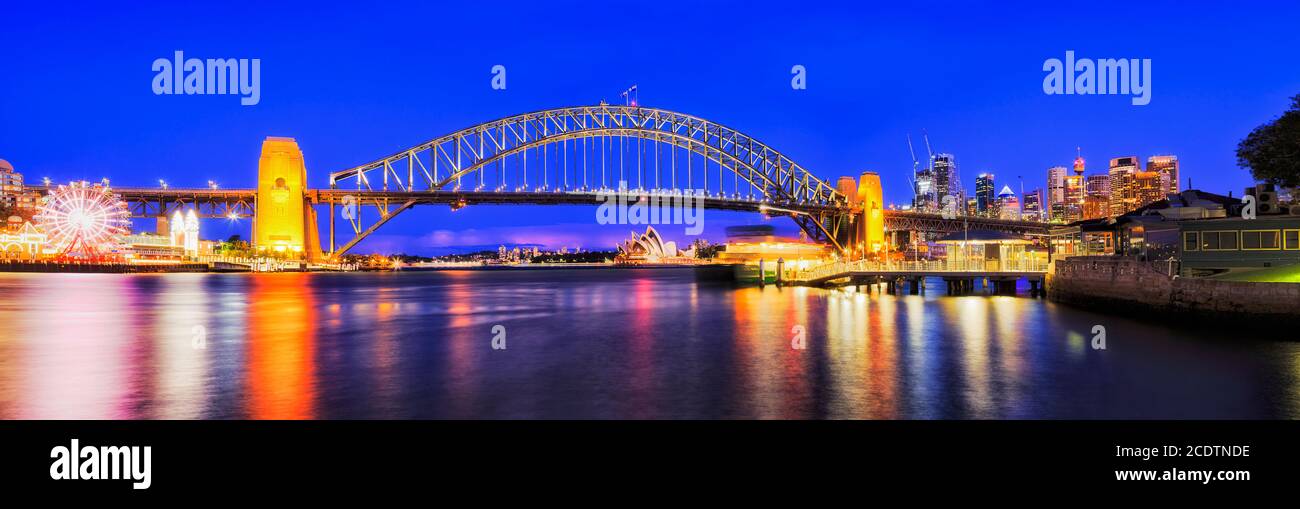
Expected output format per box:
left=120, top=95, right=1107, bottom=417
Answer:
left=34, top=181, right=131, bottom=259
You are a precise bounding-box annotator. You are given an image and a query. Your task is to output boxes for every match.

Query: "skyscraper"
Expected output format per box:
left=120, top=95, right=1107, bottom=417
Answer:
left=1085, top=174, right=1110, bottom=196
left=1046, top=166, right=1067, bottom=218
left=1147, top=155, right=1180, bottom=194
left=1108, top=156, right=1140, bottom=216
left=997, top=185, right=1020, bottom=220
left=1023, top=188, right=1043, bottom=222
left=932, top=153, right=959, bottom=211
left=976, top=173, right=995, bottom=217
left=1134, top=169, right=1169, bottom=208
left=912, top=165, right=934, bottom=212
left=1083, top=174, right=1111, bottom=220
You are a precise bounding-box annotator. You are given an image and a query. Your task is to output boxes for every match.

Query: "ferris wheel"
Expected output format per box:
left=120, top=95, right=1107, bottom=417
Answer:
left=34, top=181, right=131, bottom=259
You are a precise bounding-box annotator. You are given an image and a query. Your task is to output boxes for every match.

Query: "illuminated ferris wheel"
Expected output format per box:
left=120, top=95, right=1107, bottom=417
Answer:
left=34, top=181, right=131, bottom=259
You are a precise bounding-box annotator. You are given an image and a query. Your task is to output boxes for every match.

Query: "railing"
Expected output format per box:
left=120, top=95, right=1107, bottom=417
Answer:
left=793, top=258, right=1049, bottom=282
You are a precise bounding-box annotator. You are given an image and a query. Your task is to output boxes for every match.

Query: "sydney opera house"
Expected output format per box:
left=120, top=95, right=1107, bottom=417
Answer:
left=615, top=226, right=696, bottom=264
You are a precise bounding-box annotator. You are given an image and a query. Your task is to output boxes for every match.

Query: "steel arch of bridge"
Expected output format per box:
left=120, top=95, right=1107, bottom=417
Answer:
left=326, top=104, right=852, bottom=256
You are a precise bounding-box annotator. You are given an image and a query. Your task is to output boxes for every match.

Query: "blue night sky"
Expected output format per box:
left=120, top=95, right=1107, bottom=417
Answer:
left=2, top=1, right=1298, bottom=255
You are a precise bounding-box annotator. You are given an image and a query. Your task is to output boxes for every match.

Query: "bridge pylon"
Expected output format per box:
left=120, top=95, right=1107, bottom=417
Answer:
left=834, top=171, right=885, bottom=260
left=254, top=137, right=324, bottom=261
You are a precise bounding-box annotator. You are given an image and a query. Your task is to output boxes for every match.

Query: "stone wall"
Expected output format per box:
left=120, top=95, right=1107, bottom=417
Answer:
left=1048, top=257, right=1300, bottom=320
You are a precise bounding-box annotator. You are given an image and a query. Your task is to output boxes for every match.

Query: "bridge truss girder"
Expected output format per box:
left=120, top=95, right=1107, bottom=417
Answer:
left=325, top=105, right=851, bottom=256
left=882, top=212, right=1050, bottom=236
left=116, top=189, right=256, bottom=219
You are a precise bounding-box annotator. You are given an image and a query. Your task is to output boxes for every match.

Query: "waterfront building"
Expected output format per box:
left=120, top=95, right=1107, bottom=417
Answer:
left=1108, top=156, right=1140, bottom=216
left=0, top=217, right=46, bottom=260
left=975, top=173, right=995, bottom=217
left=615, top=226, right=696, bottom=263
left=0, top=159, right=41, bottom=213
left=121, top=232, right=186, bottom=261
left=1179, top=215, right=1300, bottom=277
left=0, top=160, right=21, bottom=210
left=717, top=225, right=830, bottom=276
left=996, top=185, right=1020, bottom=220
left=935, top=229, right=1043, bottom=272
left=1048, top=188, right=1300, bottom=279
left=1147, top=155, right=1180, bottom=194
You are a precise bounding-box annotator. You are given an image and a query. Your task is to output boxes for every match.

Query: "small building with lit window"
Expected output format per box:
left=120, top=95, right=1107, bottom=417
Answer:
left=935, top=229, right=1046, bottom=271
left=1048, top=189, right=1300, bottom=278
left=1178, top=216, right=1300, bottom=277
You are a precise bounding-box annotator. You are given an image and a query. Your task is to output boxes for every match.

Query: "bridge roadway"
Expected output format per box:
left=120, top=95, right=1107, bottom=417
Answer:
left=108, top=187, right=1050, bottom=236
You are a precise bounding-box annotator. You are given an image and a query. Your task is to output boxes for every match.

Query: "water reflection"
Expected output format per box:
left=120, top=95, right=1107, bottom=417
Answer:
left=0, top=270, right=1297, bottom=419
left=246, top=274, right=317, bottom=419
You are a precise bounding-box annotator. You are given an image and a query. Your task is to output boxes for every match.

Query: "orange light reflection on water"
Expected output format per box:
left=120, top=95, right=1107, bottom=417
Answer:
left=246, top=273, right=317, bottom=419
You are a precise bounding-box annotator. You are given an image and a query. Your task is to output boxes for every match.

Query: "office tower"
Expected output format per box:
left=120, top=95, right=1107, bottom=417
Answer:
left=1082, top=174, right=1110, bottom=220
left=965, top=197, right=978, bottom=217
left=997, top=185, right=1020, bottom=220
left=1081, top=195, right=1107, bottom=220
left=1108, top=156, right=1140, bottom=216
left=1046, top=166, right=1067, bottom=218
left=1085, top=174, right=1110, bottom=197
left=932, top=153, right=959, bottom=210
left=1147, top=155, right=1179, bottom=194
left=1064, top=173, right=1085, bottom=210
left=1134, top=170, right=1169, bottom=208
left=1022, top=188, right=1043, bottom=222
left=976, top=173, right=995, bottom=217
left=913, top=165, right=934, bottom=212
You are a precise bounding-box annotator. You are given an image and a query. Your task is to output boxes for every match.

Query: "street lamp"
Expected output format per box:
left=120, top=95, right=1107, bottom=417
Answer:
left=159, top=179, right=168, bottom=190
left=208, top=180, right=219, bottom=190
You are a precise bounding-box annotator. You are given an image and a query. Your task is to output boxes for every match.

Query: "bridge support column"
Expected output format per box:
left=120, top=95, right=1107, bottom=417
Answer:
left=255, top=136, right=324, bottom=261
left=988, top=279, right=1013, bottom=295
left=1028, top=278, right=1044, bottom=297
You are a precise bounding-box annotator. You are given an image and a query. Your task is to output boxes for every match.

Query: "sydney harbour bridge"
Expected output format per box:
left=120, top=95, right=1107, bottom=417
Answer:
left=100, top=104, right=1047, bottom=260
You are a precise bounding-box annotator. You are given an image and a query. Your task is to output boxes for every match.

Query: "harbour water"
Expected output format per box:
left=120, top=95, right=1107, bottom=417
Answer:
left=0, top=268, right=1296, bottom=419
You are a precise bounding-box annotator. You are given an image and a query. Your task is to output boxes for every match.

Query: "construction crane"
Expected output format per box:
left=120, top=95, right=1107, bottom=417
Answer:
left=922, top=129, right=935, bottom=170
left=906, top=134, right=921, bottom=198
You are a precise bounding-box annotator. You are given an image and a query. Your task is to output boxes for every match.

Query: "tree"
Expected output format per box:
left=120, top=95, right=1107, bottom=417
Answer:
left=1237, top=94, right=1300, bottom=188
